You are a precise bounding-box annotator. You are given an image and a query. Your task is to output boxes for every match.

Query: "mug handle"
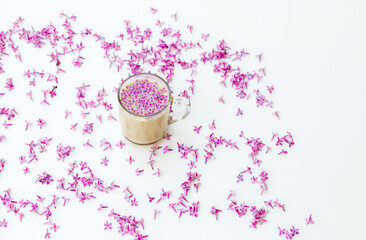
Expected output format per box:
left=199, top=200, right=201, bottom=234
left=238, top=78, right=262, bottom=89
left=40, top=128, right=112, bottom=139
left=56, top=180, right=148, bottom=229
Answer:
left=168, top=96, right=191, bottom=125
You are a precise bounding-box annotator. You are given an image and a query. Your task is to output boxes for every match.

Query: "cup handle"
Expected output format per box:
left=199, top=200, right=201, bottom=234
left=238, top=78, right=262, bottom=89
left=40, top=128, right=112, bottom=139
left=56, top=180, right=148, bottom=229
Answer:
left=168, top=96, right=191, bottom=125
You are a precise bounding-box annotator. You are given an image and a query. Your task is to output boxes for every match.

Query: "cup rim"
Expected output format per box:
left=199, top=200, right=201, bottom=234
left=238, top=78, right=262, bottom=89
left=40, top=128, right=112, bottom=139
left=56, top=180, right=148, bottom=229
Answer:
left=117, top=73, right=172, bottom=117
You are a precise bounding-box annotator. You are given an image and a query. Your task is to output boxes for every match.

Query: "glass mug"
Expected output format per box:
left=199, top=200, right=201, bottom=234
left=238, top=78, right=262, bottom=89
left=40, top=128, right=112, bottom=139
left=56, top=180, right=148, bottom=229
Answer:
left=117, top=73, right=191, bottom=144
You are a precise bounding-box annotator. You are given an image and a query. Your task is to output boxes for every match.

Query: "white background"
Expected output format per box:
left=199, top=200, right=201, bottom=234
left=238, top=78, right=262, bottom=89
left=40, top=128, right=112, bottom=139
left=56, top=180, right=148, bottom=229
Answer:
left=0, top=0, right=365, bottom=240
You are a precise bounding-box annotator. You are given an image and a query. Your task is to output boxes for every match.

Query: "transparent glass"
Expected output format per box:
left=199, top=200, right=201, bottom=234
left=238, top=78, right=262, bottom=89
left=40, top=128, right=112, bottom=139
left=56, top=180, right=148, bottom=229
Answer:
left=117, top=73, right=191, bottom=145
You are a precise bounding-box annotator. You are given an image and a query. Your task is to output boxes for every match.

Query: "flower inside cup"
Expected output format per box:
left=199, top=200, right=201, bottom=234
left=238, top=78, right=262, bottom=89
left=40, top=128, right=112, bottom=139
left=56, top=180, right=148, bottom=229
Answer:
left=119, top=78, right=169, bottom=116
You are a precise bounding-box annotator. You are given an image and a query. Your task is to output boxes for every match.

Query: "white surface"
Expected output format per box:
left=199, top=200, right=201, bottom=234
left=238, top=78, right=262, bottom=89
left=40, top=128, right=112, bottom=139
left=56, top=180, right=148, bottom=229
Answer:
left=0, top=0, right=365, bottom=239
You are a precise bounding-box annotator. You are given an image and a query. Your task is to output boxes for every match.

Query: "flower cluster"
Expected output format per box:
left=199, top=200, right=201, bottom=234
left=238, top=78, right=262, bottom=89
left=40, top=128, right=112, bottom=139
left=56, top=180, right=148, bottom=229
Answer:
left=120, top=78, right=169, bottom=115
left=204, top=133, right=238, bottom=164
left=210, top=206, right=222, bottom=220
left=249, top=206, right=268, bottom=228
left=36, top=172, right=54, bottom=185
left=227, top=191, right=271, bottom=228
left=272, top=131, right=295, bottom=154
left=123, top=186, right=139, bottom=207
left=107, top=209, right=146, bottom=239
left=278, top=226, right=300, bottom=239
left=240, top=132, right=270, bottom=167
left=0, top=107, right=17, bottom=129
left=56, top=143, right=74, bottom=161
left=264, top=199, right=285, bottom=212
left=188, top=201, right=199, bottom=217
left=228, top=199, right=249, bottom=218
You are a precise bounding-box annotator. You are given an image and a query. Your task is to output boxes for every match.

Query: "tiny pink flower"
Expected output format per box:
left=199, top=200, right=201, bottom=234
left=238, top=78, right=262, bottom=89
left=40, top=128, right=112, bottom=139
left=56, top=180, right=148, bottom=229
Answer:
left=135, top=168, right=144, bottom=176
left=305, top=214, right=315, bottom=225
left=193, top=126, right=202, bottom=134
left=208, top=120, right=216, bottom=130
left=37, top=118, right=46, bottom=129
left=104, top=221, right=112, bottom=230
left=101, top=156, right=109, bottom=166
left=0, top=219, right=7, bottom=228
left=127, top=156, right=135, bottom=164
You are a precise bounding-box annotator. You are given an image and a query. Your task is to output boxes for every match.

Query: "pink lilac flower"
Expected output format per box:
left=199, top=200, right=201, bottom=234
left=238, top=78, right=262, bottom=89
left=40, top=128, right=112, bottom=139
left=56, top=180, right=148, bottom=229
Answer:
left=264, top=199, right=285, bottom=212
left=50, top=223, right=60, bottom=232
left=189, top=201, right=199, bottom=217
left=77, top=192, right=96, bottom=203
left=19, top=155, right=26, bottom=164
left=3, top=121, right=12, bottom=129
left=163, top=146, right=173, bottom=154
left=305, top=214, right=315, bottom=225
left=37, top=118, right=46, bottom=129
left=81, top=111, right=89, bottom=119
left=70, top=123, right=78, bottom=130
left=171, top=12, right=178, bottom=21
left=107, top=112, right=117, bottom=121
left=82, top=121, right=94, bottom=134
left=156, top=189, right=172, bottom=204
left=147, top=193, right=155, bottom=202
left=101, top=157, right=109, bottom=166
left=25, top=90, right=33, bottom=101
left=230, top=49, right=249, bottom=61
left=193, top=126, right=202, bottom=134
left=131, top=198, right=138, bottom=206
left=201, top=33, right=209, bottom=41
left=49, top=87, right=57, bottom=97
left=23, top=167, right=30, bottom=174
left=267, top=85, right=274, bottom=94
left=187, top=25, right=193, bottom=33
left=56, top=143, right=75, bottom=161
left=236, top=166, right=252, bottom=183
left=163, top=133, right=172, bottom=140
left=256, top=53, right=263, bottom=62
left=104, top=221, right=112, bottom=230
left=150, top=7, right=158, bottom=14
left=96, top=114, right=103, bottom=123
left=0, top=158, right=5, bottom=173
left=236, top=108, right=243, bottom=116
left=273, top=111, right=280, bottom=119
left=119, top=78, right=169, bottom=115
left=153, top=209, right=160, bottom=220
left=4, top=78, right=14, bottom=91
left=227, top=190, right=235, bottom=199
left=208, top=120, right=216, bottom=130
left=278, top=226, right=300, bottom=239
left=98, top=204, right=109, bottom=211
left=36, top=195, right=45, bottom=203
left=36, top=172, right=54, bottom=185
left=83, top=139, right=93, bottom=148
left=135, top=168, right=144, bottom=176
left=249, top=206, right=267, bottom=228
left=0, top=219, right=7, bottom=228
left=210, top=206, right=222, bottom=220
left=278, top=149, right=288, bottom=155
left=24, top=120, right=32, bottom=130
left=258, top=67, right=266, bottom=76
left=228, top=199, right=249, bottom=217
left=100, top=138, right=112, bottom=151
left=115, top=140, right=125, bottom=149
left=127, top=156, right=135, bottom=164
left=44, top=229, right=51, bottom=239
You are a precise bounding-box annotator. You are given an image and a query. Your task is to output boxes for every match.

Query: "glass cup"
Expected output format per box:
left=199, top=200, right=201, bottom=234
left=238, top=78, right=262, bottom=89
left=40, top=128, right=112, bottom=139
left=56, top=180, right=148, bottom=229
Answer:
left=117, top=73, right=191, bottom=145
